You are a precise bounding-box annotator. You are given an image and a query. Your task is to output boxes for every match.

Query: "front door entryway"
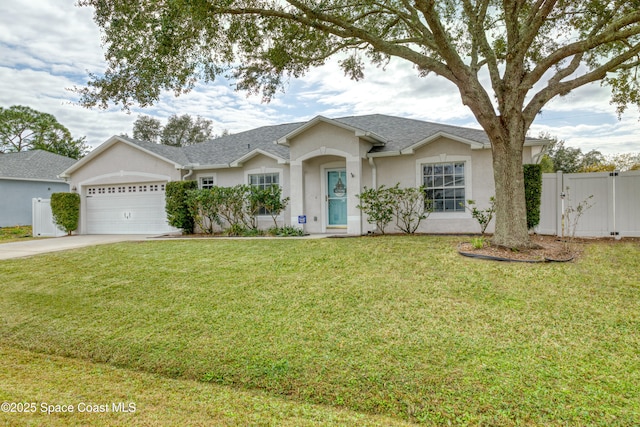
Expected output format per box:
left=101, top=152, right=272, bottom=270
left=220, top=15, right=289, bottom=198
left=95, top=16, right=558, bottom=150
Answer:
left=327, top=169, right=347, bottom=227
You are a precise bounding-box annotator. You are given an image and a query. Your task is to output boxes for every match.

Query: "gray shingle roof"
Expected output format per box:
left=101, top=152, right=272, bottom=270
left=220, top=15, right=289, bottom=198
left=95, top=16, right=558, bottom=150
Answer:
left=114, top=114, right=545, bottom=166
left=182, top=122, right=301, bottom=165
left=334, top=114, right=493, bottom=153
left=117, top=135, right=190, bottom=165
left=0, top=150, right=77, bottom=181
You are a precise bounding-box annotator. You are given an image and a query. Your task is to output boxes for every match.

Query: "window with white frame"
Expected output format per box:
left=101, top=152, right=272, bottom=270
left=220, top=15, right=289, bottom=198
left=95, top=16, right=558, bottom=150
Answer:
left=422, top=162, right=466, bottom=212
left=248, top=172, right=280, bottom=215
left=200, top=176, right=215, bottom=189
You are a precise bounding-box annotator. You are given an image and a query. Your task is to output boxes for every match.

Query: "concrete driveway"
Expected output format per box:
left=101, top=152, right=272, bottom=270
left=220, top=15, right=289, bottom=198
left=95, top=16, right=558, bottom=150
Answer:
left=0, top=235, right=152, bottom=260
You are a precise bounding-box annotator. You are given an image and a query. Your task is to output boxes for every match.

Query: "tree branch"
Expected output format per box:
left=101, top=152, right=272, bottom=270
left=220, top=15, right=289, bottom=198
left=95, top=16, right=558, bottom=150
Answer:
left=524, top=41, right=640, bottom=126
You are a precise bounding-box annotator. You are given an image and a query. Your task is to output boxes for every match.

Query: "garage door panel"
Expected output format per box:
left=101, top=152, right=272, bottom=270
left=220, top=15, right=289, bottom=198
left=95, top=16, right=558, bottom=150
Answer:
left=85, top=183, right=175, bottom=234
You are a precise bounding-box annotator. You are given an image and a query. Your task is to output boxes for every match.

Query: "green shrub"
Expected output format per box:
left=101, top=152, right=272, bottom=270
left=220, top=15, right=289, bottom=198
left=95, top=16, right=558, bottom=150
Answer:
left=391, top=185, right=431, bottom=234
left=523, top=164, right=542, bottom=230
left=357, top=184, right=432, bottom=234
left=217, top=185, right=250, bottom=230
left=267, top=225, right=305, bottom=236
left=462, top=197, right=496, bottom=235
left=166, top=181, right=198, bottom=234
left=470, top=236, right=486, bottom=249
left=356, top=185, right=395, bottom=234
left=261, top=185, right=290, bottom=228
left=224, top=223, right=247, bottom=237
left=186, top=188, right=223, bottom=234
left=50, top=193, right=80, bottom=235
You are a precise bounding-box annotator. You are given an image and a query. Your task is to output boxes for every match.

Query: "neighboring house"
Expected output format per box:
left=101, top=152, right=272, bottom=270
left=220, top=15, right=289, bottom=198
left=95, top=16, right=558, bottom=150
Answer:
left=0, top=150, right=76, bottom=227
left=60, top=114, right=548, bottom=235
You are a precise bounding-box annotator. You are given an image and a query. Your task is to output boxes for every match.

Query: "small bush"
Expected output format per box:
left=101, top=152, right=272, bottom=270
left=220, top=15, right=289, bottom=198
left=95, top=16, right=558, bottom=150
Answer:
left=461, top=197, right=496, bottom=235
left=50, top=193, right=80, bottom=235
left=470, top=236, right=486, bottom=249
left=166, top=181, right=198, bottom=234
left=268, top=225, right=305, bottom=237
left=391, top=185, right=431, bottom=234
left=186, top=188, right=223, bottom=234
left=356, top=185, right=395, bottom=234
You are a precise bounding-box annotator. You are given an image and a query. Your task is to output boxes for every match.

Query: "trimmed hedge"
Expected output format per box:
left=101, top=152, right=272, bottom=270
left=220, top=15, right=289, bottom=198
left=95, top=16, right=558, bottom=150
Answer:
left=165, top=181, right=198, bottom=234
left=50, top=192, right=80, bottom=235
left=523, top=164, right=542, bottom=230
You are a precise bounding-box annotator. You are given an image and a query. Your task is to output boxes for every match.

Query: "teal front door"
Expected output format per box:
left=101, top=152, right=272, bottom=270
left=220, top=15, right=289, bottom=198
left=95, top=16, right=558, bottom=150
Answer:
left=327, top=169, right=347, bottom=227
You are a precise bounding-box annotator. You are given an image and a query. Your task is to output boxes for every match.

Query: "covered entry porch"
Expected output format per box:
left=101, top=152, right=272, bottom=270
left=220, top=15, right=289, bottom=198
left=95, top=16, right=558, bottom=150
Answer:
left=289, top=149, right=366, bottom=235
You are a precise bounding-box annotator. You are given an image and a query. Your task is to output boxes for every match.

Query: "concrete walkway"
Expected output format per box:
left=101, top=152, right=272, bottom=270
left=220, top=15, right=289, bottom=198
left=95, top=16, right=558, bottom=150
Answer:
left=0, top=235, right=152, bottom=260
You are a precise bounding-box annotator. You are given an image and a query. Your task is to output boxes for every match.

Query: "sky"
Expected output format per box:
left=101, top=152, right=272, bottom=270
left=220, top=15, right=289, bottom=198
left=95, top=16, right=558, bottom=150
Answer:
left=1, top=0, right=639, bottom=155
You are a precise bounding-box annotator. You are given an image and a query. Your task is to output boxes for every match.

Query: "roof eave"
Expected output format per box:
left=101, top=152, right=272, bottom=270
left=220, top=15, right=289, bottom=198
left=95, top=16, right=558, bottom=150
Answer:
left=367, top=150, right=402, bottom=158
left=400, top=131, right=488, bottom=155
left=230, top=149, right=289, bottom=167
left=0, top=176, right=69, bottom=183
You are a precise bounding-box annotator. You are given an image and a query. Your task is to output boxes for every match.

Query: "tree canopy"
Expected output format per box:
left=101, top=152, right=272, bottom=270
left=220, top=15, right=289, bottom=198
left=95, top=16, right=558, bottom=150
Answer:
left=77, top=0, right=640, bottom=248
left=0, top=105, right=89, bottom=159
left=541, top=134, right=640, bottom=172
left=132, top=114, right=214, bottom=146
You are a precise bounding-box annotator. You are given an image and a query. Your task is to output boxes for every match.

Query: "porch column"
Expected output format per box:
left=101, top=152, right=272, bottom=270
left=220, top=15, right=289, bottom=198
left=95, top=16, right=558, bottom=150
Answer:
left=346, top=155, right=362, bottom=235
left=290, top=160, right=304, bottom=231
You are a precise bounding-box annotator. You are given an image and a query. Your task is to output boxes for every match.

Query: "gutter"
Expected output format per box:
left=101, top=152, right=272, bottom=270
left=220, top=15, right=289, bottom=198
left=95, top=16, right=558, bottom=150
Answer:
left=182, top=165, right=194, bottom=181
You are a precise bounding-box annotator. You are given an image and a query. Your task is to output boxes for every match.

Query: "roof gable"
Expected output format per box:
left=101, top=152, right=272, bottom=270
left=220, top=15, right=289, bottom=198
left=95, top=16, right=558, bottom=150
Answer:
left=0, top=150, right=76, bottom=182
left=60, top=135, right=187, bottom=177
left=275, top=115, right=387, bottom=146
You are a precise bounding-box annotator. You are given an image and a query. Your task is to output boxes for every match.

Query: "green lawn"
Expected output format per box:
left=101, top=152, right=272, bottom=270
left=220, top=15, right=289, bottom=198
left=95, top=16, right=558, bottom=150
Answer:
left=0, top=225, right=33, bottom=242
left=1, top=236, right=639, bottom=425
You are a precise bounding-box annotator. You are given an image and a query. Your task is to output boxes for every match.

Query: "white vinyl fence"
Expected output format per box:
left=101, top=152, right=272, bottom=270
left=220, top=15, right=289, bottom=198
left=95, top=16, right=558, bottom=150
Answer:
left=537, top=171, right=640, bottom=238
left=32, top=198, right=66, bottom=237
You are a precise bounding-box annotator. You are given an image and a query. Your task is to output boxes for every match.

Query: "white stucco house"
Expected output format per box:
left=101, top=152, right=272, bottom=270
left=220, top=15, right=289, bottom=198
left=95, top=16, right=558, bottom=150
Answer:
left=60, top=114, right=547, bottom=235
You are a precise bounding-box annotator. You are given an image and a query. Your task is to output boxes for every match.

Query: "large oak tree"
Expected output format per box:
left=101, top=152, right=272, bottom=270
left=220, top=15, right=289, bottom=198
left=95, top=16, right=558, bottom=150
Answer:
left=77, top=0, right=640, bottom=248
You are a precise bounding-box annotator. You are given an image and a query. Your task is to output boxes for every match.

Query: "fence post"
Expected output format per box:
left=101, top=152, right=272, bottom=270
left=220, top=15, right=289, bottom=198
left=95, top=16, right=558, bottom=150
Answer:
left=609, top=170, right=621, bottom=240
left=555, top=170, right=563, bottom=237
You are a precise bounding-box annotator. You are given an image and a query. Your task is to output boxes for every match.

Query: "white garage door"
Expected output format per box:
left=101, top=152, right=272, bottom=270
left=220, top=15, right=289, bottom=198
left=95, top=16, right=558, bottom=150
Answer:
left=85, top=183, right=174, bottom=234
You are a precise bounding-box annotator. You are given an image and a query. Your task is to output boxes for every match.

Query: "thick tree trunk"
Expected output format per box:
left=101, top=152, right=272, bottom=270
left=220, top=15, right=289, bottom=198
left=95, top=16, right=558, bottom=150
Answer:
left=488, top=126, right=536, bottom=249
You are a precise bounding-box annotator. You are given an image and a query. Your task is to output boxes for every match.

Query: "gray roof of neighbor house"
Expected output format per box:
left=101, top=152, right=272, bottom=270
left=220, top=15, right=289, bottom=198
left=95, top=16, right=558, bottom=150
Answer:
left=0, top=150, right=77, bottom=181
left=116, top=114, right=547, bottom=166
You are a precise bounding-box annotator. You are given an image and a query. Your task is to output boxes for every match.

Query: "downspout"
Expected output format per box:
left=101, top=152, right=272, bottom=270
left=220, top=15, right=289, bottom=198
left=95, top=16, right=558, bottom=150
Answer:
left=182, top=165, right=194, bottom=181
left=368, top=157, right=377, bottom=188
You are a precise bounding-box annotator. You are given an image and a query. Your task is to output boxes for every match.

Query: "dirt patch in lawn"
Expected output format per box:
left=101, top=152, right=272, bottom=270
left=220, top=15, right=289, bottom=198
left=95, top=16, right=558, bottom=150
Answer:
left=457, top=234, right=637, bottom=263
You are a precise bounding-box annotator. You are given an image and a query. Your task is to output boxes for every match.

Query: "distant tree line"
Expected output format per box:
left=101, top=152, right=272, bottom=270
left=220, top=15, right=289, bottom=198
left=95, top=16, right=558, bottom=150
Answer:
left=539, top=133, right=640, bottom=173
left=0, top=105, right=88, bottom=159
left=131, top=114, right=228, bottom=147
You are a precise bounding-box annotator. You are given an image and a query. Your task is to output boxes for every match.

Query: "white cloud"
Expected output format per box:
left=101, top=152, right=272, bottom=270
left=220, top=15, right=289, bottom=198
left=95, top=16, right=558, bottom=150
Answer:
left=0, top=0, right=638, bottom=156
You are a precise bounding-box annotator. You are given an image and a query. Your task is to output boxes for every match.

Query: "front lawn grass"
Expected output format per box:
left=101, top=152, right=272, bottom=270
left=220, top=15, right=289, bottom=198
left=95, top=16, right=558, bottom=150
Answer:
left=0, top=225, right=32, bottom=242
left=0, top=346, right=412, bottom=426
left=1, top=236, right=639, bottom=425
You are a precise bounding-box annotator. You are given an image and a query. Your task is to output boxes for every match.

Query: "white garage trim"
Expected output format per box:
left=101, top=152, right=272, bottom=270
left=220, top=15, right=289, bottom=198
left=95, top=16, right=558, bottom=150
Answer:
left=79, top=171, right=173, bottom=186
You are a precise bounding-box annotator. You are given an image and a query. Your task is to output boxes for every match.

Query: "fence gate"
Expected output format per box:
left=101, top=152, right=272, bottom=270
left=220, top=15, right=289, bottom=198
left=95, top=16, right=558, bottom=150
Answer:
left=538, top=171, right=640, bottom=238
left=32, top=198, right=66, bottom=237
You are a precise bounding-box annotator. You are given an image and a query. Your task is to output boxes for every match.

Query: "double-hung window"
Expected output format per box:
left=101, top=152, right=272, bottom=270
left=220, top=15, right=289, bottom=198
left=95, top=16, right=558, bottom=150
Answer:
left=422, top=162, right=466, bottom=212
left=200, top=176, right=215, bottom=189
left=249, top=173, right=280, bottom=215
